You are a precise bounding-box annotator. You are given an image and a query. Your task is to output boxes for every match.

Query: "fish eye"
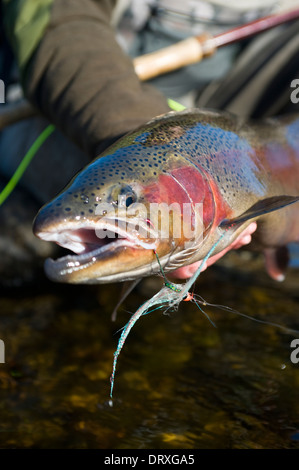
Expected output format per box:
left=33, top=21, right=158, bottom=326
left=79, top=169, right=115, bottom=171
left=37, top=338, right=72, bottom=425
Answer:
left=125, top=192, right=136, bottom=208
left=109, top=184, right=137, bottom=207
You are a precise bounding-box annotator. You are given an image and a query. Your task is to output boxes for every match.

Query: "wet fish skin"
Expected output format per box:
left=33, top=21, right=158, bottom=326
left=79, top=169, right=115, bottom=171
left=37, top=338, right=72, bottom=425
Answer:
left=33, top=109, right=299, bottom=283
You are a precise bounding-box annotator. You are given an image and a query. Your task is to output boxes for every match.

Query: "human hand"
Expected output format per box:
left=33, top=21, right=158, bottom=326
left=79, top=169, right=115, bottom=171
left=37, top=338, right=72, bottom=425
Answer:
left=170, top=222, right=257, bottom=279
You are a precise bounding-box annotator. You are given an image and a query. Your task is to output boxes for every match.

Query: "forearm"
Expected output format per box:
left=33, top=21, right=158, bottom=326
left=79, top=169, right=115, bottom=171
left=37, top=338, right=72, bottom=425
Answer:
left=4, top=0, right=170, bottom=156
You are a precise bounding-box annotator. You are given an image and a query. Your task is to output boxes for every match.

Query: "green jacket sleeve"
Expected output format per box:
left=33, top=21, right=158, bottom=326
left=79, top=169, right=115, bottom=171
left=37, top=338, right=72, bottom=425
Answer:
left=2, top=0, right=54, bottom=72
left=3, top=0, right=170, bottom=156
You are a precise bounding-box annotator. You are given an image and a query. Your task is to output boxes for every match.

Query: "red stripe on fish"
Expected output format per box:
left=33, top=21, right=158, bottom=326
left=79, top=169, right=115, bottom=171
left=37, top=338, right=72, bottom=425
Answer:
left=142, top=165, right=232, bottom=231
left=171, top=165, right=233, bottom=229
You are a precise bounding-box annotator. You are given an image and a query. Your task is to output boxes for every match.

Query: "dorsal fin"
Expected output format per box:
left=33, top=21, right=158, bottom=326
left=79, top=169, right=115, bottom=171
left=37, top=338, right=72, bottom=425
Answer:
left=220, top=196, right=299, bottom=229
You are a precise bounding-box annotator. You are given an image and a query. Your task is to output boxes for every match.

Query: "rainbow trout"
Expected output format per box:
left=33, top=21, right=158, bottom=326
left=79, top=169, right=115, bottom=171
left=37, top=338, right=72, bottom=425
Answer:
left=33, top=109, right=299, bottom=283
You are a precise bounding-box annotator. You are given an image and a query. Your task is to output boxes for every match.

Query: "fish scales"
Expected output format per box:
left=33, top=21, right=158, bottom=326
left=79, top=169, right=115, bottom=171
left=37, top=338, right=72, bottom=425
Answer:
left=33, top=109, right=299, bottom=284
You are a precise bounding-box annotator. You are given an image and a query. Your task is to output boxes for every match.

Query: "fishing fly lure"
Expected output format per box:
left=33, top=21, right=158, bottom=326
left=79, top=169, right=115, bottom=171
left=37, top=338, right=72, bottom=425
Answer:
left=109, top=232, right=227, bottom=402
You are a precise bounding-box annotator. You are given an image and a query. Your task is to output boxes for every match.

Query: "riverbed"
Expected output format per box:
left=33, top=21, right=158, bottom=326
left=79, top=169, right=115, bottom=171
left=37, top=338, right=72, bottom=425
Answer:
left=0, top=247, right=298, bottom=449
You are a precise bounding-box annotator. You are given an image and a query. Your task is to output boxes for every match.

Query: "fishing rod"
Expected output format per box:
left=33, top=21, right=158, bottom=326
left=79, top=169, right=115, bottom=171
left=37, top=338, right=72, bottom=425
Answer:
left=1, top=6, right=299, bottom=204
left=1, top=6, right=299, bottom=130
left=134, top=6, right=299, bottom=80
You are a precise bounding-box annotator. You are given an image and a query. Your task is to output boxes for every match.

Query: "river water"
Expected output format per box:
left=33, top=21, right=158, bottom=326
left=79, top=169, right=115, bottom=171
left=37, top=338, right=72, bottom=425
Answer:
left=0, top=246, right=298, bottom=449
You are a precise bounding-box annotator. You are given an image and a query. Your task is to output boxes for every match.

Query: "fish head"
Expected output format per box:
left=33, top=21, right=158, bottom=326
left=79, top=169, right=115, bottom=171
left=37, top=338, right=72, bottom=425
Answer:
left=33, top=113, right=221, bottom=283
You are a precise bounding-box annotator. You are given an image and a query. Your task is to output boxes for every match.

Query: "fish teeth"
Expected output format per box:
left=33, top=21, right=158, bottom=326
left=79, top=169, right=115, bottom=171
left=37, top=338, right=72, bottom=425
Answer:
left=36, top=230, right=86, bottom=254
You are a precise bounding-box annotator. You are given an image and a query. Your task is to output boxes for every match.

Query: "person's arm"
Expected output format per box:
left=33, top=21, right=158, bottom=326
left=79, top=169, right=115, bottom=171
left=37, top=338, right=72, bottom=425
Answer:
left=3, top=0, right=170, bottom=156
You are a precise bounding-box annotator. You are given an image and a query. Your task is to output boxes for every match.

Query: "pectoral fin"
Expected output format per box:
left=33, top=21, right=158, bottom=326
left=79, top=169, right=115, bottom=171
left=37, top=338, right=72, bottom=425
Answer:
left=111, top=279, right=140, bottom=321
left=220, top=196, right=299, bottom=229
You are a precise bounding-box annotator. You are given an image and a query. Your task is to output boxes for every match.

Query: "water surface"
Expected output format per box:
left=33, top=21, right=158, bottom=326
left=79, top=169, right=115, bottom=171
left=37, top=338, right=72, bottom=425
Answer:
left=0, top=250, right=298, bottom=449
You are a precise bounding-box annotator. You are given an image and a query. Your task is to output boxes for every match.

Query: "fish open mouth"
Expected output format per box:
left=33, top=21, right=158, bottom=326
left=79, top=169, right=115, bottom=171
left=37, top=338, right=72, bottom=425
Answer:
left=34, top=218, right=160, bottom=283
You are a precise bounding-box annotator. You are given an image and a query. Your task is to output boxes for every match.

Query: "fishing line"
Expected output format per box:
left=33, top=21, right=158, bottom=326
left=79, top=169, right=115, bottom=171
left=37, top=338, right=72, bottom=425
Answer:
left=193, top=299, right=217, bottom=328
left=193, top=294, right=299, bottom=335
left=167, top=98, right=186, bottom=112
left=0, top=99, right=184, bottom=207
left=179, top=231, right=227, bottom=300
left=0, top=124, right=55, bottom=206
left=153, top=248, right=215, bottom=332
left=153, top=249, right=170, bottom=284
